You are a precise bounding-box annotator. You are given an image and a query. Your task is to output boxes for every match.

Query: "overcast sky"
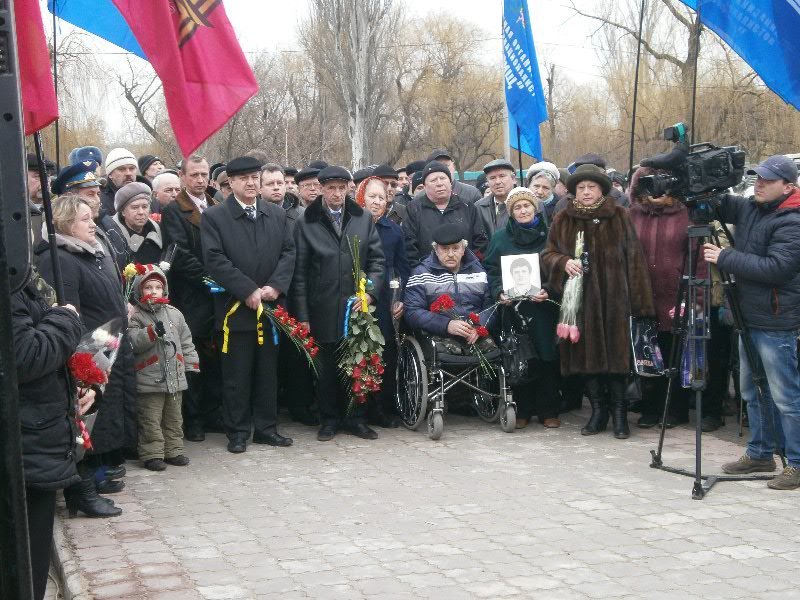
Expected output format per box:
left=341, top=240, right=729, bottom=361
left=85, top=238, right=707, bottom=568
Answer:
left=221, top=0, right=601, bottom=75
left=42, top=0, right=605, bottom=137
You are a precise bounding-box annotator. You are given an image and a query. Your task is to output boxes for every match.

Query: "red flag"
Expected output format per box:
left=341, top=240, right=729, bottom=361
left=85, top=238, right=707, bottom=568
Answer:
left=112, top=0, right=258, bottom=157
left=16, top=0, right=59, bottom=135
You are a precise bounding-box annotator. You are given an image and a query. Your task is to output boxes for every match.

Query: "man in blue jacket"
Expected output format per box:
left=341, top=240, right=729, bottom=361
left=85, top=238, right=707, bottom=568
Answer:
left=704, top=155, right=800, bottom=490
left=404, top=224, right=493, bottom=355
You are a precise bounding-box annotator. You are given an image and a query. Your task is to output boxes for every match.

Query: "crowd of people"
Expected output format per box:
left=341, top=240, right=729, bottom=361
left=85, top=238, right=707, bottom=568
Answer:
left=16, top=144, right=800, bottom=599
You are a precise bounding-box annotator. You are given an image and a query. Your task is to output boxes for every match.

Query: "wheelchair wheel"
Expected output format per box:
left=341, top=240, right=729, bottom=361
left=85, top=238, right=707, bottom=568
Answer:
left=428, top=411, right=443, bottom=440
left=473, top=370, right=501, bottom=422
left=396, top=336, right=428, bottom=429
left=500, top=403, right=516, bottom=433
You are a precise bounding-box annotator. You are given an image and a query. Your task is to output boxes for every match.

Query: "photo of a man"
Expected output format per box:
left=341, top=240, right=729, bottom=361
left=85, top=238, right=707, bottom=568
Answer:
left=501, top=254, right=541, bottom=298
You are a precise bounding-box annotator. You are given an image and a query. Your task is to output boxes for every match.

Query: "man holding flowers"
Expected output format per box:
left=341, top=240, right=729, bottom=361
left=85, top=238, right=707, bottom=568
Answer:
left=292, top=166, right=385, bottom=442
left=404, top=224, right=494, bottom=355
left=201, top=156, right=296, bottom=454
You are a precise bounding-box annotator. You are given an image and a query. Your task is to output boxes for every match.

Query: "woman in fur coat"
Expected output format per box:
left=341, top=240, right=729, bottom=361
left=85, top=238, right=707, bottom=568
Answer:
left=541, top=165, right=655, bottom=439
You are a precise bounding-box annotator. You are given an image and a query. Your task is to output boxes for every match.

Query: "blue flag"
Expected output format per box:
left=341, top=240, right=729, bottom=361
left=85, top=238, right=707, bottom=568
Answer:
left=48, top=0, right=145, bottom=59
left=678, top=0, right=800, bottom=111
left=503, top=0, right=548, bottom=160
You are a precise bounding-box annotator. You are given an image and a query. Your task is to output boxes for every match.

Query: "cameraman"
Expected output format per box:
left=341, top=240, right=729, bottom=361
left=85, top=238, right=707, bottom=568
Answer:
left=703, top=155, right=800, bottom=490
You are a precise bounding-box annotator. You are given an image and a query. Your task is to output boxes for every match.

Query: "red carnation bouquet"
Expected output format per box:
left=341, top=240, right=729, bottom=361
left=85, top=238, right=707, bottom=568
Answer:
left=430, top=293, right=494, bottom=377
left=266, top=305, right=319, bottom=370
left=149, top=213, right=161, bottom=223
left=67, top=318, right=125, bottom=457
left=339, top=236, right=386, bottom=413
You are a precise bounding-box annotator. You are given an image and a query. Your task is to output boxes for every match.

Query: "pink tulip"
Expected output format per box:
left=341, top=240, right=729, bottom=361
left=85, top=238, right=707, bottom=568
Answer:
left=569, top=325, right=580, bottom=343
left=556, top=323, right=568, bottom=338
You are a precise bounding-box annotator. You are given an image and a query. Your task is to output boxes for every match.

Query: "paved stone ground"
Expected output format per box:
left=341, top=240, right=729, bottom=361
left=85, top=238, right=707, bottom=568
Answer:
left=50, top=408, right=800, bottom=600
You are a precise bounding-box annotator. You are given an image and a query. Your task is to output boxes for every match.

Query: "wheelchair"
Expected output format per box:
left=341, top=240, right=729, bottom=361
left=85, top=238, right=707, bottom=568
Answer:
left=394, top=331, right=517, bottom=440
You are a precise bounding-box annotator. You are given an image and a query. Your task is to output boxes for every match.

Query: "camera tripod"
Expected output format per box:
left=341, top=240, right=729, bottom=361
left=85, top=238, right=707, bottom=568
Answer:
left=649, top=221, right=786, bottom=499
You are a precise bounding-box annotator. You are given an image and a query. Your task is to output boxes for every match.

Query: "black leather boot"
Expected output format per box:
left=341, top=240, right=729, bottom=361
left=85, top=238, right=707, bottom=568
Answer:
left=581, top=378, right=608, bottom=436
left=65, top=478, right=122, bottom=518
left=609, top=377, right=630, bottom=439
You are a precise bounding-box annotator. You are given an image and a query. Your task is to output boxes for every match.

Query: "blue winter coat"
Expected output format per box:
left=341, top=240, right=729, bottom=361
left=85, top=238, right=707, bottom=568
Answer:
left=716, top=190, right=800, bottom=330
left=375, top=217, right=410, bottom=342
left=404, top=249, right=492, bottom=336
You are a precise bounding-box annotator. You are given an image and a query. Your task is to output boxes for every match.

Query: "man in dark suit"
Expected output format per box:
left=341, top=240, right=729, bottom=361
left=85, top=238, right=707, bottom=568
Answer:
left=161, top=154, right=222, bottom=442
left=201, top=156, right=296, bottom=453
left=292, top=166, right=385, bottom=442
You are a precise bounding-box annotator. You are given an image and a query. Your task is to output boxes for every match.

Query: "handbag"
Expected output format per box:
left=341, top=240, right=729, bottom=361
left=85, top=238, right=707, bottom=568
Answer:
left=500, top=307, right=536, bottom=386
left=630, top=317, right=664, bottom=377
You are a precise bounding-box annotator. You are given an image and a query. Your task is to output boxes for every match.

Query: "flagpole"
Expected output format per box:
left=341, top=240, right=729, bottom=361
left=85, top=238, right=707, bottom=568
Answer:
left=516, top=126, right=525, bottom=186
left=628, top=0, right=647, bottom=175
left=51, top=5, right=60, bottom=169
left=34, top=132, right=65, bottom=304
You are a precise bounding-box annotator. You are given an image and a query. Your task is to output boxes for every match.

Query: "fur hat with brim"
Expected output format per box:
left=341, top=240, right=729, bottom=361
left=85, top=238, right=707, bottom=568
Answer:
left=567, top=164, right=612, bottom=196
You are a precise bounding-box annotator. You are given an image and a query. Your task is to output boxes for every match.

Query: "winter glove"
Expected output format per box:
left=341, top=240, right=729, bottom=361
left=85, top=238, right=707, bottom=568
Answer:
left=154, top=321, right=167, bottom=338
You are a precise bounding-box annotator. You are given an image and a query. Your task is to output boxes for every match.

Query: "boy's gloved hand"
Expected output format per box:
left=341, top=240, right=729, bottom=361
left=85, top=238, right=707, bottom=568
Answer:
left=154, top=321, right=167, bottom=338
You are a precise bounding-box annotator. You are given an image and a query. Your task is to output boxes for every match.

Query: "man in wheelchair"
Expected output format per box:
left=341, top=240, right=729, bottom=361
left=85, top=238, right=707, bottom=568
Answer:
left=403, top=224, right=495, bottom=355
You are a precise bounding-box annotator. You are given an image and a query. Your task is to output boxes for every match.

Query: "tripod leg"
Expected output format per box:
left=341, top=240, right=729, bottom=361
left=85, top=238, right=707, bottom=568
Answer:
left=651, top=260, right=691, bottom=467
left=692, top=388, right=705, bottom=499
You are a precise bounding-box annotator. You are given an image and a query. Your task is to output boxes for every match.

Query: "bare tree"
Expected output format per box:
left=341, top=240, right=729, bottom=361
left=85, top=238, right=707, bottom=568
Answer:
left=299, top=0, right=395, bottom=168
left=115, top=58, right=179, bottom=162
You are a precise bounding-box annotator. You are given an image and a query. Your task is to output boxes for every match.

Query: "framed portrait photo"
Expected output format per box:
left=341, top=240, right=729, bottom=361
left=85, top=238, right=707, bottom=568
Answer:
left=501, top=253, right=541, bottom=299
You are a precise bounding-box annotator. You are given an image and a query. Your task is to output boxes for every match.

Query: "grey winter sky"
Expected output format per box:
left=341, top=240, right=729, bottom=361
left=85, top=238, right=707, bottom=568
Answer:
left=221, top=0, right=601, bottom=76
left=43, top=0, right=604, bottom=79
left=42, top=0, right=605, bottom=136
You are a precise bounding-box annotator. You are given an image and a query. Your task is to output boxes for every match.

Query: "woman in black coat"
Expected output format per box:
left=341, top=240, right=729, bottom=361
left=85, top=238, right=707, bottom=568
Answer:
left=12, top=275, right=101, bottom=599
left=38, top=195, right=135, bottom=511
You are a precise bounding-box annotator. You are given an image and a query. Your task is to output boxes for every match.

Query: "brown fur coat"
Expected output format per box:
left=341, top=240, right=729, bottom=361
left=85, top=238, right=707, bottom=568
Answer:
left=541, top=197, right=655, bottom=376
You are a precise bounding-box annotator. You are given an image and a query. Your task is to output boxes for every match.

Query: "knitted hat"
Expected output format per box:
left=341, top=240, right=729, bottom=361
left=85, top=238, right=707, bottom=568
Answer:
left=567, top=164, right=612, bottom=196
left=475, top=173, right=489, bottom=195
left=355, top=176, right=387, bottom=208
left=422, top=160, right=452, bottom=184
left=138, top=155, right=161, bottom=175
left=104, top=148, right=138, bottom=175
left=506, top=187, right=539, bottom=214
left=114, top=181, right=152, bottom=212
left=411, top=171, right=424, bottom=192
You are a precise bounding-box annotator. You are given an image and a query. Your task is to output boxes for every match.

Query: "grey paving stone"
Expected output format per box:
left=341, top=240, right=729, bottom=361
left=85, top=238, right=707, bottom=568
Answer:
left=51, top=412, right=800, bottom=599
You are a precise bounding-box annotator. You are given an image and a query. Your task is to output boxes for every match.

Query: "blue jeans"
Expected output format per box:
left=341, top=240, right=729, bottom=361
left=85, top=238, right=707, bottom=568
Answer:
left=740, top=329, right=800, bottom=467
